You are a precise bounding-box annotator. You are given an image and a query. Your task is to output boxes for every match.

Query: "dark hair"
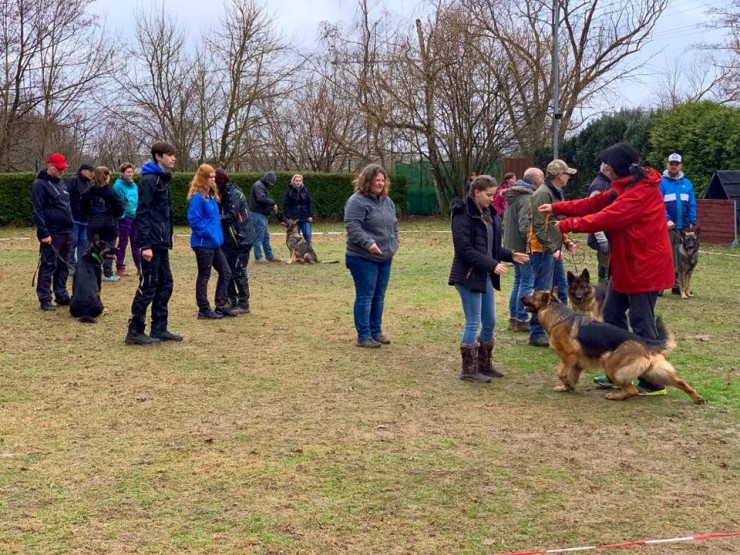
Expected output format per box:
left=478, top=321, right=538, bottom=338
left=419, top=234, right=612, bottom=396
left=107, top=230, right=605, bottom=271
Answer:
left=119, top=163, right=134, bottom=173
left=503, top=172, right=515, bottom=181
left=469, top=175, right=497, bottom=195
left=151, top=141, right=176, bottom=160
left=600, top=143, right=645, bottom=182
left=215, top=168, right=229, bottom=189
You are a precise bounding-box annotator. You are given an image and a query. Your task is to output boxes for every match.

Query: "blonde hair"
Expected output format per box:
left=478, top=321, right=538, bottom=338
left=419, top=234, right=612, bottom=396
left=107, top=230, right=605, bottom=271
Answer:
left=353, top=164, right=390, bottom=196
left=92, top=166, right=111, bottom=186
left=291, top=174, right=303, bottom=186
left=187, top=164, right=219, bottom=201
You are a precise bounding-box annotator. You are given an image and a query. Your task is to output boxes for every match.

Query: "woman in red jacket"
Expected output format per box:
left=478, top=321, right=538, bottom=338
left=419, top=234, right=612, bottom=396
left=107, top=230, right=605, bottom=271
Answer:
left=539, top=143, right=673, bottom=395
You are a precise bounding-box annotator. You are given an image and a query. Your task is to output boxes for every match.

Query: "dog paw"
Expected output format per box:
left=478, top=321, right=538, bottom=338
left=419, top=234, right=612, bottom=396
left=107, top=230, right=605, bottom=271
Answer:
left=694, top=396, right=707, bottom=405
left=604, top=392, right=628, bottom=401
left=553, top=384, right=572, bottom=393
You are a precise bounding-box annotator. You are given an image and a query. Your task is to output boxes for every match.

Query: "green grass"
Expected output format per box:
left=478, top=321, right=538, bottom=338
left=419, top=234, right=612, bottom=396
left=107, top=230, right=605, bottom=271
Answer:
left=0, top=221, right=738, bottom=554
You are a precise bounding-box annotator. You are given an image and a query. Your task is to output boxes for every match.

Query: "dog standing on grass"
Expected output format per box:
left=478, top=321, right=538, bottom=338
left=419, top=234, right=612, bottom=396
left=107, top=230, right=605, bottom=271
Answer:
left=678, top=227, right=700, bottom=299
left=566, top=268, right=606, bottom=320
left=522, top=289, right=705, bottom=403
left=69, top=239, right=117, bottom=323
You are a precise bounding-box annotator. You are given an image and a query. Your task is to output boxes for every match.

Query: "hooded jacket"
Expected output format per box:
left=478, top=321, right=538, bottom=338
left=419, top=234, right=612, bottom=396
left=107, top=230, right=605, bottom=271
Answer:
left=249, top=178, right=276, bottom=215
left=219, top=182, right=255, bottom=256
left=187, top=192, right=223, bottom=249
left=112, top=176, right=139, bottom=220
left=502, top=180, right=536, bottom=252
left=660, top=171, right=696, bottom=230
left=284, top=184, right=314, bottom=222
left=136, top=161, right=174, bottom=250
left=65, top=171, right=92, bottom=222
left=31, top=169, right=73, bottom=240
left=448, top=196, right=513, bottom=293
left=81, top=185, right=125, bottom=236
left=553, top=168, right=673, bottom=294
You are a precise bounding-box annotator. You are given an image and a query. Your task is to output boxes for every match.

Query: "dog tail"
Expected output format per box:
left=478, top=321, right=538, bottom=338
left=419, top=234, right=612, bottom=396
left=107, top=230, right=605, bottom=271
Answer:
left=644, top=317, right=676, bottom=354
left=78, top=315, right=97, bottom=324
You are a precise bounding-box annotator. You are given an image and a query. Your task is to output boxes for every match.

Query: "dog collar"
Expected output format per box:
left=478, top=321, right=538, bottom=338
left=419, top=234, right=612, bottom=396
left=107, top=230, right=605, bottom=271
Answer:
left=91, top=253, right=104, bottom=266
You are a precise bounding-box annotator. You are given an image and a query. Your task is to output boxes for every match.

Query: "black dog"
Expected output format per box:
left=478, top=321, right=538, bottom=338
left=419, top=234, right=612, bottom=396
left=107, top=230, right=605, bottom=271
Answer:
left=69, top=239, right=117, bottom=323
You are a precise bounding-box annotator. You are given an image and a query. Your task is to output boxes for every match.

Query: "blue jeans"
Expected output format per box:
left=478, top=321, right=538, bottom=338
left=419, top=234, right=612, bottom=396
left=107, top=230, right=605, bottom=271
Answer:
left=529, top=252, right=556, bottom=339
left=554, top=259, right=568, bottom=304
left=251, top=212, right=274, bottom=260
left=456, top=279, right=496, bottom=345
left=298, top=221, right=312, bottom=246
left=508, top=261, right=534, bottom=322
left=70, top=221, right=87, bottom=265
left=345, top=255, right=392, bottom=341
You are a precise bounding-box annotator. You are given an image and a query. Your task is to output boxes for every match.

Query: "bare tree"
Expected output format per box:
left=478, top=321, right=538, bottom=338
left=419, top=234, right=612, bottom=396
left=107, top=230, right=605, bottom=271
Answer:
left=703, top=0, right=740, bottom=103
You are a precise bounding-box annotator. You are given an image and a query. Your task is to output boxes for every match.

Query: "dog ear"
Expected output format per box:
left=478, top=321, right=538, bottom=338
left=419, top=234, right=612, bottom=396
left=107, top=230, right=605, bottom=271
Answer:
left=581, top=268, right=590, bottom=281
left=694, top=226, right=701, bottom=235
left=567, top=271, right=576, bottom=284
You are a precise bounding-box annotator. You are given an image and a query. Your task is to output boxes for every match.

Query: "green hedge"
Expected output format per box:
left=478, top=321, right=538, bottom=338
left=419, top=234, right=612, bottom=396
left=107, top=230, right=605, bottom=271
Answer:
left=0, top=171, right=408, bottom=226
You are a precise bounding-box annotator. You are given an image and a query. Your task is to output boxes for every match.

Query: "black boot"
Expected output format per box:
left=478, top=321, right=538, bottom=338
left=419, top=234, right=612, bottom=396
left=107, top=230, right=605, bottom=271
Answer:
left=459, top=344, right=491, bottom=383
left=125, top=326, right=160, bottom=345
left=476, top=340, right=504, bottom=378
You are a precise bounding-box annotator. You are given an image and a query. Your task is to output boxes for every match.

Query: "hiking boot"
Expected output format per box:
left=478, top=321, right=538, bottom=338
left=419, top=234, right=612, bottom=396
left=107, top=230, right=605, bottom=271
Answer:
left=267, top=257, right=282, bottom=263
left=528, top=335, right=549, bottom=347
left=124, top=330, right=160, bottom=345
left=372, top=334, right=391, bottom=345
left=55, top=297, right=71, bottom=306
left=102, top=275, right=120, bottom=282
left=216, top=306, right=239, bottom=317
left=460, top=344, right=491, bottom=383
left=356, top=338, right=381, bottom=348
left=477, top=340, right=504, bottom=378
left=40, top=301, right=56, bottom=311
left=510, top=319, right=530, bottom=332
left=236, top=303, right=251, bottom=314
left=593, top=375, right=618, bottom=389
left=198, top=308, right=223, bottom=319
left=150, top=330, right=183, bottom=342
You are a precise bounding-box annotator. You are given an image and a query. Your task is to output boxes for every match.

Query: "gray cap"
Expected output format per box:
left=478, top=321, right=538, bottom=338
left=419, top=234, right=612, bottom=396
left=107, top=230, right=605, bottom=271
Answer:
left=263, top=171, right=277, bottom=184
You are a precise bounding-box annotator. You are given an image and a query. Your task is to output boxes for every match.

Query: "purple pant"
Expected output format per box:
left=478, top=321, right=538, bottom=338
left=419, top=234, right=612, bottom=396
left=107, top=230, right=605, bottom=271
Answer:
left=117, top=216, right=141, bottom=271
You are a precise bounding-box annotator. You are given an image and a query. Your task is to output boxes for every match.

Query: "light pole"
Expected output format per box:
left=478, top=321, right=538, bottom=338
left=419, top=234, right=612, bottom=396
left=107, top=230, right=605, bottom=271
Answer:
left=552, top=0, right=561, bottom=159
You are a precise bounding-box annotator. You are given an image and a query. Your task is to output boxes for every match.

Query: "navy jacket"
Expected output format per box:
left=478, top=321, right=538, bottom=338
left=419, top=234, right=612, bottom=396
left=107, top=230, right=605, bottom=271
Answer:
left=66, top=172, right=92, bottom=222
left=448, top=196, right=512, bottom=293
left=81, top=185, right=124, bottom=237
left=136, top=161, right=174, bottom=250
left=220, top=182, right=255, bottom=256
left=249, top=178, right=276, bottom=215
left=31, top=170, right=73, bottom=240
left=284, top=185, right=314, bottom=221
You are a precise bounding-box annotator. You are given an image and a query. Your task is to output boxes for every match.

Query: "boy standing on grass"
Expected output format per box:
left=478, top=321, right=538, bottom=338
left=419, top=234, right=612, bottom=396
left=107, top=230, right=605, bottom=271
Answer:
left=124, top=142, right=183, bottom=345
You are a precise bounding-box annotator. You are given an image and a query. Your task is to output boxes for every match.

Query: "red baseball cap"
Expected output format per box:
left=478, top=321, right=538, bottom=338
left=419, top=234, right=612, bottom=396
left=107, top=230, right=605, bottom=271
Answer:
left=46, top=152, right=68, bottom=170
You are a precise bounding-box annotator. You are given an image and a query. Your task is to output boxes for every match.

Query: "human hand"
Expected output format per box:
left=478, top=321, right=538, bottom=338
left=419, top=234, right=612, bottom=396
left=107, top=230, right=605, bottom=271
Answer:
left=493, top=263, right=507, bottom=275
left=552, top=250, right=563, bottom=261
left=566, top=241, right=576, bottom=254
left=512, top=252, right=529, bottom=264
left=41, top=236, right=52, bottom=244
left=141, top=248, right=153, bottom=262
left=538, top=204, right=553, bottom=214
left=368, top=243, right=382, bottom=255
left=273, top=204, right=278, bottom=213
left=598, top=240, right=609, bottom=254
left=308, top=217, right=313, bottom=223
left=667, top=220, right=675, bottom=229
left=553, top=220, right=562, bottom=232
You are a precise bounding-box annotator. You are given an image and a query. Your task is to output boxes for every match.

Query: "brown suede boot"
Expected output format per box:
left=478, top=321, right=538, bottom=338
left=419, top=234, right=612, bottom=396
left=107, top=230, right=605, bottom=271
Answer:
left=460, top=344, right=491, bottom=383
left=477, top=340, right=504, bottom=378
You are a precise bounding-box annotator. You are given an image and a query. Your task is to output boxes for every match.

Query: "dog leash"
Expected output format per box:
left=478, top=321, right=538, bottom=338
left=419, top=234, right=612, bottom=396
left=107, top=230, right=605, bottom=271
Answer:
left=32, top=242, right=75, bottom=287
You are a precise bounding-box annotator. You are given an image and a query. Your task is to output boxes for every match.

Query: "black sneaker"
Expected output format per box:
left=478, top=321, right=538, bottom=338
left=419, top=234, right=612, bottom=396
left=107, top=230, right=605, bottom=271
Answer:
left=124, top=331, right=160, bottom=345
left=528, top=335, right=549, bottom=347
left=198, top=309, right=223, bottom=320
left=55, top=297, right=71, bottom=306
left=40, top=301, right=56, bottom=311
left=671, top=287, right=680, bottom=295
left=216, top=306, right=239, bottom=317
left=150, top=330, right=183, bottom=342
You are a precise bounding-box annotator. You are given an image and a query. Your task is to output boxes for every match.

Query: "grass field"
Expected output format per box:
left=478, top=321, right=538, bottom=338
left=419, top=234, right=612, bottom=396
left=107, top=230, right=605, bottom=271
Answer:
left=1, top=221, right=738, bottom=554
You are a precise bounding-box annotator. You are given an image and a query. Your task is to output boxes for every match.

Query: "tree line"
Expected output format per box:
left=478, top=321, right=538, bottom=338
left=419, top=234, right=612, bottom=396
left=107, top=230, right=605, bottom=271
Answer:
left=2, top=0, right=738, bottom=204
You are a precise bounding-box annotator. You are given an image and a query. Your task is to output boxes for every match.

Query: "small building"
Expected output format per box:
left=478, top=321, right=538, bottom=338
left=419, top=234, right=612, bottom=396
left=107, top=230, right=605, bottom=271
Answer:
left=699, top=171, right=740, bottom=246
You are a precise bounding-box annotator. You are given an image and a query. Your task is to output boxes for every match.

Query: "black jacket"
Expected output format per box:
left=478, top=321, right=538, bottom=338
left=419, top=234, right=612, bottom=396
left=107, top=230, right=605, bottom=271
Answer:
left=448, top=196, right=512, bottom=293
left=220, top=182, right=255, bottom=256
left=284, top=185, right=313, bottom=221
left=249, top=178, right=276, bottom=215
left=31, top=170, right=73, bottom=240
left=586, top=172, right=611, bottom=250
left=81, top=185, right=125, bottom=236
left=136, top=167, right=174, bottom=250
left=66, top=172, right=92, bottom=222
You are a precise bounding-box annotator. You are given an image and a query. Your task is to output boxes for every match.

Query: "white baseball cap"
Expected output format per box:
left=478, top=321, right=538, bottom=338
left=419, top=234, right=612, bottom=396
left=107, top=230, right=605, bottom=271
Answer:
left=668, top=153, right=682, bottom=163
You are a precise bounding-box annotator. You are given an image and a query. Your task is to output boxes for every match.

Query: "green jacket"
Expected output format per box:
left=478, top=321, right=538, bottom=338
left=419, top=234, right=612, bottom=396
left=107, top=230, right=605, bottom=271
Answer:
left=502, top=182, right=535, bottom=252
left=528, top=179, right=566, bottom=254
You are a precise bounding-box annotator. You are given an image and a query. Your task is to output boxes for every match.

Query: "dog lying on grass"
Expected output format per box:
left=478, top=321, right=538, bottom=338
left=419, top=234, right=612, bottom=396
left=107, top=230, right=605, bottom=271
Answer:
left=69, top=239, right=117, bottom=323
left=566, top=268, right=606, bottom=320
left=521, top=289, right=705, bottom=404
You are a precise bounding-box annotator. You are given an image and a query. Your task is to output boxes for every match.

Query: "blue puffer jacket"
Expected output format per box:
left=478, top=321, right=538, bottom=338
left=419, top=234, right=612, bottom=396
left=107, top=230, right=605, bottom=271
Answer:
left=188, top=193, right=223, bottom=249
left=660, top=171, right=696, bottom=230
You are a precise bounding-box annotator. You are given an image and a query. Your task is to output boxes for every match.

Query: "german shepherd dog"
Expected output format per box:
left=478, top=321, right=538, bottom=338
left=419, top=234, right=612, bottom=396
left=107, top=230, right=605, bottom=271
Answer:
left=69, top=239, right=117, bottom=323
left=521, top=290, right=705, bottom=403
left=678, top=227, right=700, bottom=299
left=566, top=268, right=606, bottom=320
left=280, top=217, right=319, bottom=264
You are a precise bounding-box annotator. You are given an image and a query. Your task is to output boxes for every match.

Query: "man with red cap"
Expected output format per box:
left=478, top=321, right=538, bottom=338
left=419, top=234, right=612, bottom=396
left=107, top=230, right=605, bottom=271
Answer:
left=31, top=153, right=74, bottom=311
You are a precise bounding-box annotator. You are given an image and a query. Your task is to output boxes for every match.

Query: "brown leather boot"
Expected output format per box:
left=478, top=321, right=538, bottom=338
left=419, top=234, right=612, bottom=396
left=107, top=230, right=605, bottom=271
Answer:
left=460, top=344, right=491, bottom=383
left=477, top=340, right=504, bottom=378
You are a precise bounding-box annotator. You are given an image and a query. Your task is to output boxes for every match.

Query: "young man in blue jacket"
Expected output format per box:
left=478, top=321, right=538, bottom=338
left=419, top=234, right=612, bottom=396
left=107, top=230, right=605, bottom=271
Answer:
left=125, top=142, right=183, bottom=345
left=660, top=153, right=696, bottom=295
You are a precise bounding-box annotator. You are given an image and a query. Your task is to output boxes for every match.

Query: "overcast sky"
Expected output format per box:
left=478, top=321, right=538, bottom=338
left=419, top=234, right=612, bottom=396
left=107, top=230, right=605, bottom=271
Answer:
left=90, top=0, right=728, bottom=110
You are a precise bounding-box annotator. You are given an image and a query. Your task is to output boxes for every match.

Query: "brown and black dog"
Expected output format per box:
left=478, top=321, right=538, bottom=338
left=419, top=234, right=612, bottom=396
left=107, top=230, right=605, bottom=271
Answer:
left=566, top=268, right=606, bottom=320
left=280, top=217, right=319, bottom=264
left=678, top=227, right=700, bottom=299
left=521, top=289, right=705, bottom=403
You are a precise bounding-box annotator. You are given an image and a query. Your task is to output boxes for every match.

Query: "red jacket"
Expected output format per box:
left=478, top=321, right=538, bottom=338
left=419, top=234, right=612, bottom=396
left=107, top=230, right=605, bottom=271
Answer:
left=552, top=168, right=673, bottom=294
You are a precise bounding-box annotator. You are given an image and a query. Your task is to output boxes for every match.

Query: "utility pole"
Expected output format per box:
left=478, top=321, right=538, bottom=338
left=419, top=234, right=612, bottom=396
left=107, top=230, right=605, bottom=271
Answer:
left=552, top=0, right=561, bottom=159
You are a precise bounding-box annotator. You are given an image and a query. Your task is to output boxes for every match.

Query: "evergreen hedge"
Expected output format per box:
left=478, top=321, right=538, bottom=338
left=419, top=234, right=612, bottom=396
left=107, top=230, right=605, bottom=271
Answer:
left=0, top=171, right=408, bottom=227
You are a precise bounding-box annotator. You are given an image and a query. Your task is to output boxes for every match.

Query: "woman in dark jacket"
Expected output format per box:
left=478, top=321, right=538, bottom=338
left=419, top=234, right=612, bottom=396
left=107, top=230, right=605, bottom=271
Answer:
left=449, top=175, right=529, bottom=383
left=283, top=174, right=314, bottom=246
left=81, top=166, right=125, bottom=281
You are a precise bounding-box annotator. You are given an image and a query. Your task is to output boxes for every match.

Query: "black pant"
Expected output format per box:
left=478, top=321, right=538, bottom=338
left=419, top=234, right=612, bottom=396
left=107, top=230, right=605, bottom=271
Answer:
left=129, top=249, right=173, bottom=334
left=226, top=249, right=251, bottom=308
left=193, top=247, right=231, bottom=311
left=37, top=233, right=72, bottom=304
left=602, top=284, right=661, bottom=389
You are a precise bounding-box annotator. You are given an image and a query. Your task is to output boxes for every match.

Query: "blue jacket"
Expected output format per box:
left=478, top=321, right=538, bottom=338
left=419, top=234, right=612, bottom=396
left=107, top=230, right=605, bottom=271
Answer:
left=188, top=193, right=224, bottom=249
left=112, top=177, right=139, bottom=219
left=660, top=171, right=696, bottom=230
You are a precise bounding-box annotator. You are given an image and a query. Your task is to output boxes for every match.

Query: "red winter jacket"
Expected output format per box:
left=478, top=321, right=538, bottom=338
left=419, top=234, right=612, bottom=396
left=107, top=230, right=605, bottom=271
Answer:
left=552, top=168, right=673, bottom=294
